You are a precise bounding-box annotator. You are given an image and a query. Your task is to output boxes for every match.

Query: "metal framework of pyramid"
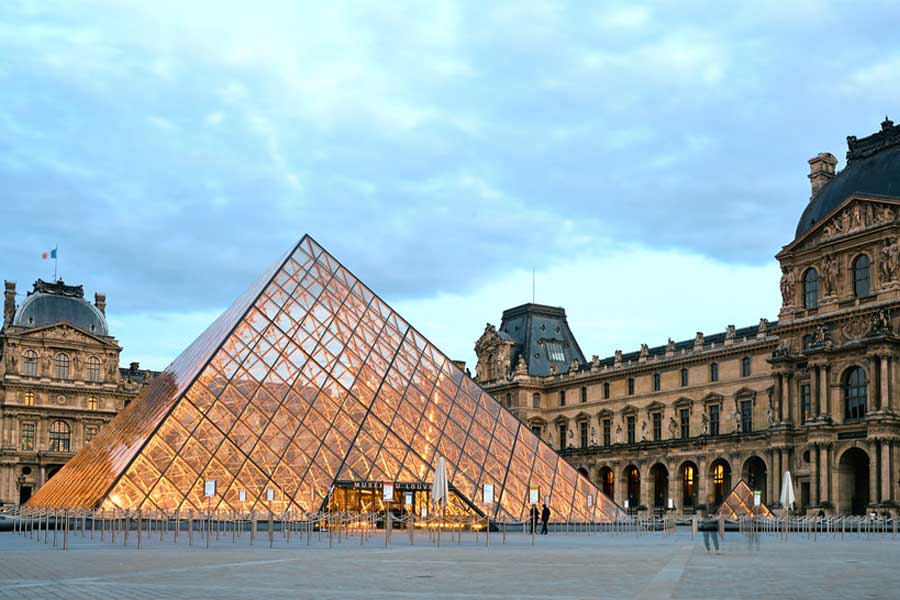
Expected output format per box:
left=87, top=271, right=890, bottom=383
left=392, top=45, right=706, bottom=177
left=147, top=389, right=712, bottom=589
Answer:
left=27, top=236, right=621, bottom=523
left=715, top=479, right=772, bottom=519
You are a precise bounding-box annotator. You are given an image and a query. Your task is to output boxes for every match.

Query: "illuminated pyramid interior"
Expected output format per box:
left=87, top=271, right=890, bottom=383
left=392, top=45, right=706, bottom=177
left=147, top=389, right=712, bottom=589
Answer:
left=28, top=236, right=621, bottom=523
left=716, top=479, right=771, bottom=519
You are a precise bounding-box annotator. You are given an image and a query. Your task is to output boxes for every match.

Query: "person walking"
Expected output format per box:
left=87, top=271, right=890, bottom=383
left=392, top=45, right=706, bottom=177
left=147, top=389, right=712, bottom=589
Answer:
left=529, top=504, right=539, bottom=535
left=698, top=510, right=720, bottom=553
left=540, top=503, right=551, bottom=534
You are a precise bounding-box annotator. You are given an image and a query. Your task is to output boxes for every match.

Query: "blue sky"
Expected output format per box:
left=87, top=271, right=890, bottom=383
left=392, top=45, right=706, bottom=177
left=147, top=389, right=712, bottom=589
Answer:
left=2, top=1, right=899, bottom=371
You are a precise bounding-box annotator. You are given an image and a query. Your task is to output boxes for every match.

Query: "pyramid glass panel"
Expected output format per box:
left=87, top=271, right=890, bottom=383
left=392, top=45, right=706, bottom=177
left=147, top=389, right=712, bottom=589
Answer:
left=27, top=235, right=623, bottom=522
left=716, top=479, right=772, bottom=519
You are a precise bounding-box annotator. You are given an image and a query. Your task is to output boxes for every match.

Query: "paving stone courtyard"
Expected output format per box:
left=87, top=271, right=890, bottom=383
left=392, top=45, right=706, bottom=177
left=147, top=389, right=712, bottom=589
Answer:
left=1, top=527, right=898, bottom=599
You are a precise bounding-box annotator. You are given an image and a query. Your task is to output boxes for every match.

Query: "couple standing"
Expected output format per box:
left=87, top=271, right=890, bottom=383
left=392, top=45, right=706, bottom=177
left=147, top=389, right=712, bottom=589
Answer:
left=530, top=503, right=551, bottom=534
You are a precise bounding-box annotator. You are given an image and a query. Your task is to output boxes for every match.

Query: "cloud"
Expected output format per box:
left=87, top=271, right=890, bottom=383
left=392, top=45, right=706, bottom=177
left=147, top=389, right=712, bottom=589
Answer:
left=1, top=1, right=899, bottom=368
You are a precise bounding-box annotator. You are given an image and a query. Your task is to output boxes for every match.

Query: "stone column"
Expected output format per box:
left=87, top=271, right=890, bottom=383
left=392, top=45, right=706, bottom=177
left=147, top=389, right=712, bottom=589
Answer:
left=698, top=458, right=710, bottom=508
left=776, top=374, right=784, bottom=422
left=773, top=449, right=782, bottom=502
left=881, top=355, right=891, bottom=413
left=825, top=444, right=833, bottom=506
left=881, top=441, right=892, bottom=504
left=811, top=444, right=820, bottom=506
left=812, top=366, right=821, bottom=418
left=869, top=441, right=880, bottom=507
left=766, top=449, right=775, bottom=504
left=640, top=463, right=651, bottom=511
left=868, top=355, right=881, bottom=412
left=787, top=374, right=795, bottom=424
left=39, top=465, right=46, bottom=487
left=825, top=366, right=833, bottom=419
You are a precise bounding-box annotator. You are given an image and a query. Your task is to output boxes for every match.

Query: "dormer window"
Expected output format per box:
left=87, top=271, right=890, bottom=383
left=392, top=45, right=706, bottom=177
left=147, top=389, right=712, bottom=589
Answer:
left=545, top=341, right=565, bottom=362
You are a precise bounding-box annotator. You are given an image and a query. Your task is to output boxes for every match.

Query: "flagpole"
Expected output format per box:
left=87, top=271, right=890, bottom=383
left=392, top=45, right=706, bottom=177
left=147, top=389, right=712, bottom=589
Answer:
left=54, top=245, right=58, bottom=281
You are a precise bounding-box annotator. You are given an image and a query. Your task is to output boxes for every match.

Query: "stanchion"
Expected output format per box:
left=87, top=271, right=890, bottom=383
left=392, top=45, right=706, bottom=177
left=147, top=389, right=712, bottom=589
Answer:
left=63, top=509, right=69, bottom=551
left=137, top=510, right=143, bottom=550
left=188, top=510, right=194, bottom=546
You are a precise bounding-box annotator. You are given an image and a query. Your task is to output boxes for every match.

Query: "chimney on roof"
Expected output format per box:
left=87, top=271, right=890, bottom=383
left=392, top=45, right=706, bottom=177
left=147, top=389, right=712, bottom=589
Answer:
left=94, top=292, right=106, bottom=315
left=3, top=281, right=15, bottom=327
left=808, top=152, right=838, bottom=198
left=129, top=361, right=140, bottom=374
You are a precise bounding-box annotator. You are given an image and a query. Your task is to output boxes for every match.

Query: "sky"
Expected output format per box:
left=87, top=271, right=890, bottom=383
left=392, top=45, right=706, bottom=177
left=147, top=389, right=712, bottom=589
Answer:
left=2, top=1, right=899, bottom=371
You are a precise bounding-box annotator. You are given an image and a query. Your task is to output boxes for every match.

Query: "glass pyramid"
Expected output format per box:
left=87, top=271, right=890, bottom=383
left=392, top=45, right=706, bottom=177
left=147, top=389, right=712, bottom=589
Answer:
left=716, top=479, right=772, bottom=519
left=27, top=236, right=622, bottom=523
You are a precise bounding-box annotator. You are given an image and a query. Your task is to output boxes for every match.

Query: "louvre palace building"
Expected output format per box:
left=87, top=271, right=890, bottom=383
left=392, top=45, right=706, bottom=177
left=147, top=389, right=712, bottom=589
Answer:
left=0, top=278, right=153, bottom=507
left=475, top=118, right=900, bottom=516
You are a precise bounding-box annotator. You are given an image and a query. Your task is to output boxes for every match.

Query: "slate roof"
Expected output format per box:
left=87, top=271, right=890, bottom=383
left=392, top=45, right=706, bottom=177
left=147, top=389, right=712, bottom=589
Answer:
left=796, top=117, right=900, bottom=239
left=498, top=303, right=587, bottom=377
left=11, top=279, right=109, bottom=336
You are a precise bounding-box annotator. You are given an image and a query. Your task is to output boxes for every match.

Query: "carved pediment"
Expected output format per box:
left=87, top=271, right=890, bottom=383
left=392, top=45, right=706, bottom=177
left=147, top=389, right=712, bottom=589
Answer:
left=16, top=323, right=113, bottom=347
left=792, top=198, right=899, bottom=252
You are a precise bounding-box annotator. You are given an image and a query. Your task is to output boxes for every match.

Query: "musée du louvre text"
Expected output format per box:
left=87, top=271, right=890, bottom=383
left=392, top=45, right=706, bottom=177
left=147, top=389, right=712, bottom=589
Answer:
left=26, top=236, right=622, bottom=523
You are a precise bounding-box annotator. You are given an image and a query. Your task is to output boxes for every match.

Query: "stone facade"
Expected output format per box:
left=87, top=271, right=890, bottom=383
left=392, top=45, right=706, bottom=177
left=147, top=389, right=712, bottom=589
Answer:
left=0, top=279, right=153, bottom=507
left=475, top=119, right=900, bottom=516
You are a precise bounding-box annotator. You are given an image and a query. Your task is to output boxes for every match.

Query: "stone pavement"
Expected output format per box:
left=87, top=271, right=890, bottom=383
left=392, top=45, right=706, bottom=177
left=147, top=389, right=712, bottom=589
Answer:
left=1, top=528, right=898, bottom=599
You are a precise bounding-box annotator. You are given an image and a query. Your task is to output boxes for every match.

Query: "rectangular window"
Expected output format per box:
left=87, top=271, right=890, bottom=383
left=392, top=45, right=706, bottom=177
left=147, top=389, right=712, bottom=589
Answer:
left=653, top=373, right=660, bottom=391
left=603, top=419, right=611, bottom=447
left=603, top=382, right=610, bottom=399
left=580, top=386, right=587, bottom=403
left=710, top=363, right=719, bottom=382
left=85, top=424, right=99, bottom=443
left=652, top=412, right=662, bottom=441
left=680, top=409, right=690, bottom=439
left=741, top=400, right=752, bottom=433
left=800, top=384, right=811, bottom=422
left=559, top=390, right=566, bottom=406
left=545, top=342, right=565, bottom=362
left=627, top=378, right=635, bottom=395
left=709, top=405, right=720, bottom=436
left=681, top=369, right=689, bottom=387
left=532, top=393, right=540, bottom=409
left=580, top=422, right=588, bottom=449
left=531, top=425, right=542, bottom=438
left=20, top=422, right=35, bottom=451
left=559, top=424, right=567, bottom=450
left=627, top=416, right=635, bottom=444
left=742, top=357, right=752, bottom=377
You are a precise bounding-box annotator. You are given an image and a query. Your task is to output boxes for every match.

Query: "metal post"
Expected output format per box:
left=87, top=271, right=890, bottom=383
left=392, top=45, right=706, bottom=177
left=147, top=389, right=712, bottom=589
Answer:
left=268, top=511, right=274, bottom=549
left=63, top=509, right=69, bottom=551
left=137, top=510, right=143, bottom=550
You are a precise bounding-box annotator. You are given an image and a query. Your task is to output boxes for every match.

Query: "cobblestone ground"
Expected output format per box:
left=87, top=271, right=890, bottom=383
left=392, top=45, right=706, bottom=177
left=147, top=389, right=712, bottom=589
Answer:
left=1, top=527, right=898, bottom=599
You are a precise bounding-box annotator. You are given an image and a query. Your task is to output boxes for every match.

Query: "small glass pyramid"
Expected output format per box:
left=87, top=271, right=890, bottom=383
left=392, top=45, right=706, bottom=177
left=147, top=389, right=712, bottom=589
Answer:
left=27, top=236, right=621, bottom=523
left=716, top=479, right=771, bottom=519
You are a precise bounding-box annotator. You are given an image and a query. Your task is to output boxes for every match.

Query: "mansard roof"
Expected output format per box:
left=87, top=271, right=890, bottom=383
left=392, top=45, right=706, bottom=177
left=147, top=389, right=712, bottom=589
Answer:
left=796, top=117, right=900, bottom=239
left=497, top=303, right=586, bottom=377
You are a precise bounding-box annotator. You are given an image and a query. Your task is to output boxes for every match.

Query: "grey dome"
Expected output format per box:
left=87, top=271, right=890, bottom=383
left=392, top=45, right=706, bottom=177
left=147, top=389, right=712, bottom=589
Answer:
left=12, top=280, right=108, bottom=336
left=796, top=118, right=900, bottom=239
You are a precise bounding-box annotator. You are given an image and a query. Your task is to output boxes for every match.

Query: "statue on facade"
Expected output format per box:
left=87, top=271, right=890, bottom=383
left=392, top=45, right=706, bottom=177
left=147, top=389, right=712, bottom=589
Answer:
left=614, top=350, right=623, bottom=367
left=724, top=324, right=736, bottom=343
left=591, top=354, right=600, bottom=370
left=668, top=417, right=677, bottom=437
left=41, top=351, right=51, bottom=372
left=639, top=344, right=649, bottom=361
left=694, top=332, right=704, bottom=350
left=640, top=420, right=648, bottom=441
left=5, top=351, right=17, bottom=374
left=567, top=425, right=575, bottom=448
left=590, top=426, right=598, bottom=447
left=545, top=429, right=553, bottom=447
left=733, top=409, right=743, bottom=433
left=514, top=355, right=528, bottom=376
left=615, top=424, right=622, bottom=444
left=700, top=412, right=709, bottom=436
left=767, top=402, right=776, bottom=427
left=780, top=267, right=796, bottom=306
left=869, top=308, right=894, bottom=336
left=666, top=338, right=675, bottom=355
left=852, top=203, right=864, bottom=229
left=822, top=254, right=840, bottom=297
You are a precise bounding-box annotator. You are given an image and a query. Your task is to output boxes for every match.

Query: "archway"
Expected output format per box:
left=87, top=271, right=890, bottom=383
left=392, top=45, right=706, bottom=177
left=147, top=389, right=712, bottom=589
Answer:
left=839, top=447, right=870, bottom=515
left=624, top=465, right=640, bottom=509
left=709, top=459, right=732, bottom=507
left=650, top=463, right=669, bottom=509
left=742, top=456, right=768, bottom=504
left=598, top=467, right=614, bottom=500
left=577, top=467, right=589, bottom=479
left=680, top=461, right=699, bottom=509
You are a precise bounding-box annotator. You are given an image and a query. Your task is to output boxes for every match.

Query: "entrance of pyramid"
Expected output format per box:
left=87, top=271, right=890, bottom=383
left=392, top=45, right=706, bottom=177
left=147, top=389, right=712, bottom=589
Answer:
left=329, top=481, right=482, bottom=528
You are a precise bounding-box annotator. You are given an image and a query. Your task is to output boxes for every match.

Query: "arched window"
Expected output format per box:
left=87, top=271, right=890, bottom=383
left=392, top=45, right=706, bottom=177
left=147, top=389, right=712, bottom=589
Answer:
left=680, top=368, right=689, bottom=387
left=532, top=393, right=540, bottom=409
left=710, top=363, right=719, bottom=382
left=625, top=466, right=640, bottom=508
left=49, top=420, right=71, bottom=452
left=599, top=468, right=614, bottom=499
left=23, top=350, right=38, bottom=376
left=627, top=377, right=635, bottom=395
left=88, top=396, right=99, bottom=411
left=86, top=356, right=102, bottom=382
left=23, top=391, right=35, bottom=406
left=844, top=367, right=867, bottom=420
left=853, top=255, right=870, bottom=298
left=741, top=356, right=752, bottom=377
left=682, top=464, right=696, bottom=507
left=55, top=353, right=70, bottom=379
left=803, top=268, right=819, bottom=309
left=653, top=372, right=661, bottom=391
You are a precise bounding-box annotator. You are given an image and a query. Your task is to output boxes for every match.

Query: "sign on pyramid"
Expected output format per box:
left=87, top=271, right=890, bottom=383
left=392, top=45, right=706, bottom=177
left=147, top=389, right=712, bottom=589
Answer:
left=28, top=236, right=621, bottom=523
left=716, top=479, right=771, bottom=519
